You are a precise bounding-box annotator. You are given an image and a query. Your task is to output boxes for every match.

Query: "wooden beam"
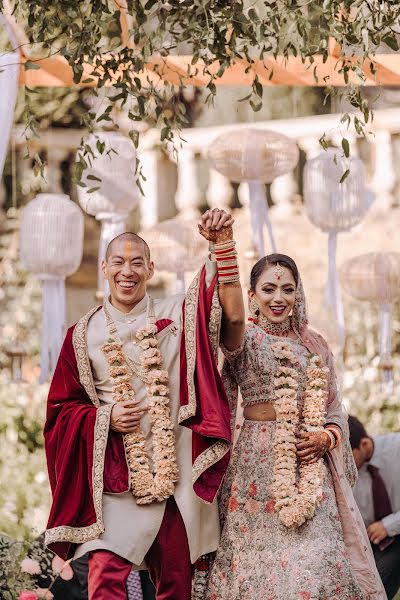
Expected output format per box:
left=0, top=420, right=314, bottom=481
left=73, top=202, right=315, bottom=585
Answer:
left=14, top=53, right=400, bottom=88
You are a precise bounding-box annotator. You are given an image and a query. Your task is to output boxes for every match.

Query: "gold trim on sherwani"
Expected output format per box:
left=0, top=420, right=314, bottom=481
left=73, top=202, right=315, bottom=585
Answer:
left=45, top=403, right=112, bottom=547
left=179, top=268, right=230, bottom=490
left=45, top=306, right=111, bottom=549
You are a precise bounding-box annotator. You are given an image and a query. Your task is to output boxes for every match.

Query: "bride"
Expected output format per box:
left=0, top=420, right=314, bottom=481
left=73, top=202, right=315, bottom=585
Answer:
left=203, top=252, right=386, bottom=600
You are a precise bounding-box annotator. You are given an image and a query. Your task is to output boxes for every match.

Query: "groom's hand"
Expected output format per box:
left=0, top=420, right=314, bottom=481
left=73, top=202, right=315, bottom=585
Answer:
left=110, top=400, right=148, bottom=433
left=198, top=208, right=234, bottom=244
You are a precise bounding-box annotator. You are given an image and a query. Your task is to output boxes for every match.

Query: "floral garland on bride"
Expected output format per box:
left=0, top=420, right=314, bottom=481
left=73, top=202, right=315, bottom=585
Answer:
left=271, top=341, right=329, bottom=528
left=102, top=321, right=179, bottom=505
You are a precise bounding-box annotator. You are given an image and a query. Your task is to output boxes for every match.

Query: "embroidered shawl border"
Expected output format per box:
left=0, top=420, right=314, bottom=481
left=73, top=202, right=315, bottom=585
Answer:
left=178, top=271, right=200, bottom=423
left=45, top=306, right=110, bottom=548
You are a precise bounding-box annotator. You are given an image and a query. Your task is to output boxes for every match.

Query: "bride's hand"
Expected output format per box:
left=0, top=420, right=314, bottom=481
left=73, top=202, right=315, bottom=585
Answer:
left=198, top=208, right=234, bottom=244
left=296, top=431, right=331, bottom=464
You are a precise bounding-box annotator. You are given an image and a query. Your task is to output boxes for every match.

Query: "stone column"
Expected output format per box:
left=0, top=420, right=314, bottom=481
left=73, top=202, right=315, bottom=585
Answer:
left=270, top=171, right=298, bottom=217
left=138, top=148, right=161, bottom=229
left=371, top=130, right=395, bottom=211
left=45, top=146, right=66, bottom=194
left=175, top=148, right=202, bottom=219
left=206, top=168, right=234, bottom=211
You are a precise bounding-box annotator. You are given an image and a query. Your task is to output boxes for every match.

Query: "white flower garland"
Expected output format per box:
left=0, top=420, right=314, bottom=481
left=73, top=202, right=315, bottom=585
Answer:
left=271, top=341, right=328, bottom=528
left=102, top=323, right=179, bottom=505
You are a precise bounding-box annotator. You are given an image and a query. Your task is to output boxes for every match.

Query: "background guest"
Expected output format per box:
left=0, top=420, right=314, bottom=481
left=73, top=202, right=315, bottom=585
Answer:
left=348, top=415, right=400, bottom=600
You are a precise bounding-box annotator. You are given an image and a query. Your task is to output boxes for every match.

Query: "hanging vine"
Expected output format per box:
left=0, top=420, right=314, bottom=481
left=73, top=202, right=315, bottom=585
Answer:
left=1, top=0, right=400, bottom=180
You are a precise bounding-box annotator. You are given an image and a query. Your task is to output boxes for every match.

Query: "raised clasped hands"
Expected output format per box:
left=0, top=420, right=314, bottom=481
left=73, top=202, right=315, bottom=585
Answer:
left=198, top=208, right=234, bottom=244
left=110, top=399, right=148, bottom=433
left=296, top=430, right=331, bottom=464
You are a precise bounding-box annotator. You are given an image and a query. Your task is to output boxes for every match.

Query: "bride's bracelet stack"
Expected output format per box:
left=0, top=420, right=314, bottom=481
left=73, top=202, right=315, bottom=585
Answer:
left=214, top=239, right=240, bottom=285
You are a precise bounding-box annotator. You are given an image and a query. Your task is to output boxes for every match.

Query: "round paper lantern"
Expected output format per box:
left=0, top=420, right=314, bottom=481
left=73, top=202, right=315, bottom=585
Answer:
left=341, top=252, right=400, bottom=384
left=0, top=16, right=19, bottom=179
left=77, top=132, right=138, bottom=297
left=208, top=128, right=299, bottom=258
left=20, top=194, right=84, bottom=382
left=304, top=148, right=372, bottom=233
left=303, top=148, right=373, bottom=351
left=140, top=217, right=208, bottom=292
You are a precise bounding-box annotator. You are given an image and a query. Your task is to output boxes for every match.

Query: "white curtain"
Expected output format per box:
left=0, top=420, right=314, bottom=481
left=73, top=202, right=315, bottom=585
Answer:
left=0, top=15, right=19, bottom=178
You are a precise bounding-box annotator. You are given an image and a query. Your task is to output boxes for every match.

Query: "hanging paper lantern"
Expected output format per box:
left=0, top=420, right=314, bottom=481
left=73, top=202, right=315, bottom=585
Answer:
left=341, top=252, right=400, bottom=385
left=140, top=217, right=208, bottom=293
left=303, top=148, right=373, bottom=350
left=77, top=132, right=138, bottom=297
left=208, top=128, right=299, bottom=258
left=0, top=16, right=19, bottom=178
left=20, top=194, right=84, bottom=382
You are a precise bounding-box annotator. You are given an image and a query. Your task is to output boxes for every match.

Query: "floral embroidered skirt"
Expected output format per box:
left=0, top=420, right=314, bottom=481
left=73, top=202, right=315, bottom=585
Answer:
left=205, top=420, right=366, bottom=600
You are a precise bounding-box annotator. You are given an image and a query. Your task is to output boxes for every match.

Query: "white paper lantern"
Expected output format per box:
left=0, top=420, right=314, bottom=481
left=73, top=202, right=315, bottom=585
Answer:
left=303, top=148, right=373, bottom=350
left=140, top=217, right=208, bottom=292
left=0, top=16, right=19, bottom=179
left=303, top=148, right=372, bottom=233
left=208, top=128, right=299, bottom=257
left=78, top=132, right=138, bottom=297
left=20, top=194, right=84, bottom=381
left=341, top=252, right=400, bottom=387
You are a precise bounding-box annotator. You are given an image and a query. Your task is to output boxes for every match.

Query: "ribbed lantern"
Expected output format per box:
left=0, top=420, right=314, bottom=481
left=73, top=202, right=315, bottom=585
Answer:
left=303, top=148, right=373, bottom=350
left=341, top=252, right=400, bottom=385
left=140, top=217, right=208, bottom=292
left=77, top=132, right=138, bottom=297
left=20, top=194, right=84, bottom=382
left=208, top=128, right=299, bottom=257
left=0, top=16, right=19, bottom=178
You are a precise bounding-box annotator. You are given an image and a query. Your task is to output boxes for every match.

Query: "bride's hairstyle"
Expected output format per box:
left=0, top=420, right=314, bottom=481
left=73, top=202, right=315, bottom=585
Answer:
left=250, top=254, right=299, bottom=291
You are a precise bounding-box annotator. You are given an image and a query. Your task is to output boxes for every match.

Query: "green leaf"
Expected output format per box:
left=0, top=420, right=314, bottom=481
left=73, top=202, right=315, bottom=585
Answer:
left=24, top=60, right=41, bottom=71
left=340, top=169, right=350, bottom=184
left=341, top=137, right=350, bottom=158
left=87, top=186, right=101, bottom=193
left=87, top=174, right=102, bottom=181
left=384, top=35, right=399, bottom=51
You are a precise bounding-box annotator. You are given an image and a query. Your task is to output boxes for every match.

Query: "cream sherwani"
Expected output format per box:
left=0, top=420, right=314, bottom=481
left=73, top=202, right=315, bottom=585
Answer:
left=74, top=287, right=220, bottom=567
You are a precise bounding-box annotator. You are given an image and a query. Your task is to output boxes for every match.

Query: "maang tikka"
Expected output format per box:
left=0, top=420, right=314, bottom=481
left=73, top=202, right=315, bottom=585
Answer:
left=273, top=262, right=285, bottom=280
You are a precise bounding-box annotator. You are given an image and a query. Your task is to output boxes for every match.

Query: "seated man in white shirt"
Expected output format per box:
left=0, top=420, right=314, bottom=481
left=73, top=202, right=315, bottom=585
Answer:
left=349, top=415, right=400, bottom=600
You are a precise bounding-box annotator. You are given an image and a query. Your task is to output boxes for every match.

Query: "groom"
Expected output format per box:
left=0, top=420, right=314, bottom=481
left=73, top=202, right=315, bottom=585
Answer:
left=44, top=209, right=243, bottom=599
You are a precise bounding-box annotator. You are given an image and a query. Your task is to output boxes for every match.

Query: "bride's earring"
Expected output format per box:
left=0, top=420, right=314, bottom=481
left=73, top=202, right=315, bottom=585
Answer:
left=249, top=297, right=260, bottom=318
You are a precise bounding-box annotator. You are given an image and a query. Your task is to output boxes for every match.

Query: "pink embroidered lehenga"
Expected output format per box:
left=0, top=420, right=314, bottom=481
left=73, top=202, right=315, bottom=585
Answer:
left=204, top=279, right=386, bottom=600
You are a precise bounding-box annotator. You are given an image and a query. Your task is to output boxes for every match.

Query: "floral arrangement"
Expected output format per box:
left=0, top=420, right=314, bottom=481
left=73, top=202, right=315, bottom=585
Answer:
left=271, top=342, right=328, bottom=528
left=0, top=535, right=73, bottom=600
left=102, top=322, right=178, bottom=505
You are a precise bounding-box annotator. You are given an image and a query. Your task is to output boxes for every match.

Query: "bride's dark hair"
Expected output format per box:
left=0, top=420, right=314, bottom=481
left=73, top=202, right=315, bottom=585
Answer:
left=250, top=254, right=299, bottom=291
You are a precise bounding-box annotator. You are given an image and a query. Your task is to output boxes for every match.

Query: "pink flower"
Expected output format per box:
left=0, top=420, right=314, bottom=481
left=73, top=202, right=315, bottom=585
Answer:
left=35, top=590, right=54, bottom=599
left=249, top=482, right=257, bottom=498
left=21, top=558, right=41, bottom=575
left=244, top=499, right=260, bottom=514
left=299, top=592, right=311, bottom=600
left=228, top=496, right=238, bottom=512
left=52, top=556, right=74, bottom=580
left=281, top=560, right=288, bottom=569
left=265, top=499, right=276, bottom=513
left=18, top=592, right=38, bottom=600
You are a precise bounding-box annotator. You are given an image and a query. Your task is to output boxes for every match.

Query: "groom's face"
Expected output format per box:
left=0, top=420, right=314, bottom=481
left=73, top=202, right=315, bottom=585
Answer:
left=102, top=239, right=154, bottom=311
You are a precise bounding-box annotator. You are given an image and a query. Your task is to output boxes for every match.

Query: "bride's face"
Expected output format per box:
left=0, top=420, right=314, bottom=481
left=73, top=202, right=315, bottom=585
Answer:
left=250, top=264, right=296, bottom=324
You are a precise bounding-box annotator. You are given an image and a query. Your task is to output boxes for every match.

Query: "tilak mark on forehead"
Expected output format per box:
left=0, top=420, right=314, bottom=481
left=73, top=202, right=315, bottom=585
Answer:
left=123, top=240, right=134, bottom=260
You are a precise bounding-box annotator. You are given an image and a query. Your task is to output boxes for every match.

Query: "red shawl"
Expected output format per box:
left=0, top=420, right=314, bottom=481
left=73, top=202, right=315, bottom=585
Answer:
left=44, top=268, right=231, bottom=559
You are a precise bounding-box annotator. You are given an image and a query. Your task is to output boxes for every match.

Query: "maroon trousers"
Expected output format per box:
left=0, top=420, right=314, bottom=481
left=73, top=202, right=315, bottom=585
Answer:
left=88, top=497, right=192, bottom=600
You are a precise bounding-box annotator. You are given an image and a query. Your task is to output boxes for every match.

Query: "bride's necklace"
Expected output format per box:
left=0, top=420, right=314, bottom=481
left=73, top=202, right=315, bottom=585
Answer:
left=255, top=313, right=292, bottom=337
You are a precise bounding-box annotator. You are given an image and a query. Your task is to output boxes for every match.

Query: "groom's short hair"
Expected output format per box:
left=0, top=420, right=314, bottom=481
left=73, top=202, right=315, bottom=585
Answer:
left=105, top=232, right=151, bottom=262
